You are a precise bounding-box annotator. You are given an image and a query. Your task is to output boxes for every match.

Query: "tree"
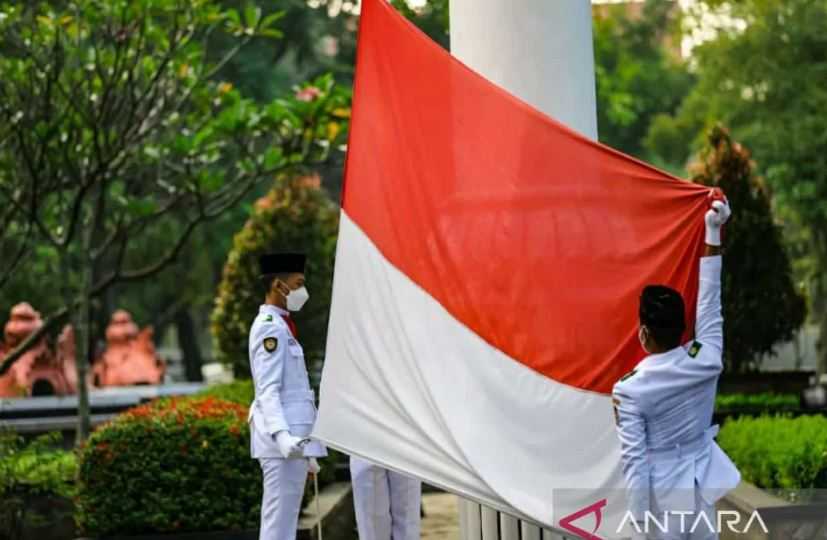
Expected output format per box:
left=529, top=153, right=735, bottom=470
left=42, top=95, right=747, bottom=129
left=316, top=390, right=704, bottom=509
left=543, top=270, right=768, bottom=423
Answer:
left=647, top=0, right=827, bottom=376
left=690, top=126, right=805, bottom=371
left=592, top=0, right=695, bottom=160
left=211, top=175, right=339, bottom=378
left=0, top=0, right=349, bottom=441
left=211, top=0, right=360, bottom=101
left=389, top=0, right=449, bottom=49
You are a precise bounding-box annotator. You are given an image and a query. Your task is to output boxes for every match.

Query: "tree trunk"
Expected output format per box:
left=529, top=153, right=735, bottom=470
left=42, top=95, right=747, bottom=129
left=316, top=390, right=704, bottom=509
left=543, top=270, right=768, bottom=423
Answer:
left=175, top=307, right=204, bottom=382
left=74, top=261, right=93, bottom=443
left=817, top=311, right=827, bottom=381
left=59, top=246, right=91, bottom=444
left=815, top=233, right=827, bottom=382
left=69, top=213, right=95, bottom=444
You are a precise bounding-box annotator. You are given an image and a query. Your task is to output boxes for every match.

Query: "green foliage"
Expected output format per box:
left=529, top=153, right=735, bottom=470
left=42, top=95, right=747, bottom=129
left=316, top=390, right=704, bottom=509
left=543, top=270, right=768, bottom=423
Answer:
left=0, top=0, right=350, bottom=409
left=210, top=0, right=359, bottom=101
left=690, top=126, right=805, bottom=371
left=0, top=431, right=76, bottom=540
left=715, top=393, right=800, bottom=413
left=718, top=415, right=827, bottom=490
left=195, top=380, right=343, bottom=509
left=211, top=176, right=339, bottom=377
left=76, top=396, right=260, bottom=536
left=647, top=0, right=827, bottom=375
left=593, top=0, right=695, bottom=158
left=390, top=0, right=449, bottom=48
left=197, top=379, right=255, bottom=405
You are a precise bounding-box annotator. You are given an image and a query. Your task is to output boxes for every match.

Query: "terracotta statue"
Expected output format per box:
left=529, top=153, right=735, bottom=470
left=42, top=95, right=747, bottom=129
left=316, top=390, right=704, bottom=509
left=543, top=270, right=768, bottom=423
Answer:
left=0, top=303, right=75, bottom=397
left=92, top=310, right=165, bottom=387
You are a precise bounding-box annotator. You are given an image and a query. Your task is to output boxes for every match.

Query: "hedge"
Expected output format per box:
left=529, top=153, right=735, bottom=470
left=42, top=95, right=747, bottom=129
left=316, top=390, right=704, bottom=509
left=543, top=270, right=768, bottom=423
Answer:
left=715, top=392, right=800, bottom=413
left=197, top=379, right=254, bottom=406
left=718, top=415, right=827, bottom=490
left=197, top=380, right=342, bottom=490
left=1, top=431, right=76, bottom=539
left=75, top=397, right=261, bottom=536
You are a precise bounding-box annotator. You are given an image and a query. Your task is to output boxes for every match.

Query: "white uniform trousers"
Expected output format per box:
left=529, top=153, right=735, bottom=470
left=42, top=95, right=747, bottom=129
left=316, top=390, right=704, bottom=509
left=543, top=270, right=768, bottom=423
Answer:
left=350, top=456, right=422, bottom=540
left=650, top=486, right=717, bottom=540
left=258, top=457, right=308, bottom=540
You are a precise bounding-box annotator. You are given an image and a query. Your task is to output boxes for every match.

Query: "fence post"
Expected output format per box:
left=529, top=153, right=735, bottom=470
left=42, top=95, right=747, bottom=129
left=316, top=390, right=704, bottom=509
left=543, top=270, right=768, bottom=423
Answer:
left=457, top=498, right=573, bottom=540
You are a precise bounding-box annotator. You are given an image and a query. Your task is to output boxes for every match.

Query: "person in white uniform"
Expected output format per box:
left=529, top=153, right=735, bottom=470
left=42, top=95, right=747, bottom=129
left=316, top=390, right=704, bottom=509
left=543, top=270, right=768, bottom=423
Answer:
left=613, top=195, right=741, bottom=540
left=249, top=252, right=326, bottom=540
left=350, top=456, right=422, bottom=540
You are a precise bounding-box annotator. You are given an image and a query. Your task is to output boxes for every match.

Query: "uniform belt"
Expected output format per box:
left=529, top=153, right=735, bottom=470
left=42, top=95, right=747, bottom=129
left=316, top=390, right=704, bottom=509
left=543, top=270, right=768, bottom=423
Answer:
left=247, top=390, right=316, bottom=422
left=648, top=425, right=719, bottom=461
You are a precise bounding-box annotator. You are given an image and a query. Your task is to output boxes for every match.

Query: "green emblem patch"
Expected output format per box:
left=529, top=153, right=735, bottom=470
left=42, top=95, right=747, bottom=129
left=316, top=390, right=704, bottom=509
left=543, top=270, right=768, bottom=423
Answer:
left=264, top=315, right=274, bottom=322
left=620, top=369, right=637, bottom=382
left=688, top=341, right=703, bottom=358
left=263, top=337, right=278, bottom=353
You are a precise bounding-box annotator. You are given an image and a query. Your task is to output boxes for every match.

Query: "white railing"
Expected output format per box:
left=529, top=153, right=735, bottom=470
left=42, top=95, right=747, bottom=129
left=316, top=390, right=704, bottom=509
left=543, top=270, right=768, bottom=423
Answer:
left=458, top=498, right=574, bottom=540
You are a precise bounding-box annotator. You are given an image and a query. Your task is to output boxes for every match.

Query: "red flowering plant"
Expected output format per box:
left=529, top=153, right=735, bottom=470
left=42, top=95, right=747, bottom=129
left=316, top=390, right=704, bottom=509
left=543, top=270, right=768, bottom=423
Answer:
left=75, top=397, right=260, bottom=536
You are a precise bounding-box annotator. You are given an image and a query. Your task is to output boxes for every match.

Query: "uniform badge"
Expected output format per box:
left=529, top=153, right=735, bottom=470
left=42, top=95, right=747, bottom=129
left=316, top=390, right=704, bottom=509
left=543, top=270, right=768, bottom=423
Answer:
left=688, top=341, right=703, bottom=358
left=263, top=337, right=278, bottom=352
left=620, top=369, right=637, bottom=382
left=264, top=315, right=274, bottom=322
left=612, top=397, right=621, bottom=425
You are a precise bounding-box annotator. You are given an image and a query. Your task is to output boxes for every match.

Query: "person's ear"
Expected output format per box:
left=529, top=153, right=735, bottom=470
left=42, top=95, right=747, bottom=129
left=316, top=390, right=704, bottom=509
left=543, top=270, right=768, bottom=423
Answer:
left=278, top=278, right=294, bottom=295
left=638, top=325, right=650, bottom=352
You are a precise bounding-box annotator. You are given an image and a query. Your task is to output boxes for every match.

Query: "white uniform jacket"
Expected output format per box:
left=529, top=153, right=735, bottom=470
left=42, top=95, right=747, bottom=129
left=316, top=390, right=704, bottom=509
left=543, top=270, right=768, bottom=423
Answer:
left=248, top=304, right=326, bottom=459
left=612, top=256, right=740, bottom=521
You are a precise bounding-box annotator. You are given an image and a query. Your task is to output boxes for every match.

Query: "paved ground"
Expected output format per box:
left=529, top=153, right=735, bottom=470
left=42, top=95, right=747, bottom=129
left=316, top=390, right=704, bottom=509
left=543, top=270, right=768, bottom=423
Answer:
left=422, top=492, right=460, bottom=540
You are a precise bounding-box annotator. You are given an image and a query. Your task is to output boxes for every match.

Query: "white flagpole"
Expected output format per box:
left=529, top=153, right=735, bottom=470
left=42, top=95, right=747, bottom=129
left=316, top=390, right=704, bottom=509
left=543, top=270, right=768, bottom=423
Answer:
left=449, top=1, right=599, bottom=537
left=449, top=0, right=598, bottom=140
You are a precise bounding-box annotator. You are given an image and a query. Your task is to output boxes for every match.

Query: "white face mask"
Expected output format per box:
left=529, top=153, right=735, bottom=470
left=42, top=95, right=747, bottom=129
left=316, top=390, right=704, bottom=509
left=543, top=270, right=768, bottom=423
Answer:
left=285, top=286, right=310, bottom=312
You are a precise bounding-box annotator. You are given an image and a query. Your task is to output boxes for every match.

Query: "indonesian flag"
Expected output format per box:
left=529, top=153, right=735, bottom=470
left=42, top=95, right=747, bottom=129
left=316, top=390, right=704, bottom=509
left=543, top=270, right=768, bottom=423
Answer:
left=315, top=0, right=711, bottom=535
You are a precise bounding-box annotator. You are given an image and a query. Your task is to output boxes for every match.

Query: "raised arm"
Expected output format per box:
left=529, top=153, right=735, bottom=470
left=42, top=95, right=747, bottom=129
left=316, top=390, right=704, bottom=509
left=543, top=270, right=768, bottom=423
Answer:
left=695, top=198, right=731, bottom=352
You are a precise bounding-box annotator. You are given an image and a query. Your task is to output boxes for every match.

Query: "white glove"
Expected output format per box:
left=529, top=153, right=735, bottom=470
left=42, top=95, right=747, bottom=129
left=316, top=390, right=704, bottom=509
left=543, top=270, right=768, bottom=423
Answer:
left=705, top=198, right=731, bottom=246
left=275, top=431, right=305, bottom=458
left=308, top=457, right=321, bottom=475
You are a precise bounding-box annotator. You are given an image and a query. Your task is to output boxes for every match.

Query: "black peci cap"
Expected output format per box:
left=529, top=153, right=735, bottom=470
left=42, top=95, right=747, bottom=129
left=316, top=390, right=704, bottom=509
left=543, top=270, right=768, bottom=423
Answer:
left=639, top=285, right=685, bottom=331
left=258, top=252, right=306, bottom=277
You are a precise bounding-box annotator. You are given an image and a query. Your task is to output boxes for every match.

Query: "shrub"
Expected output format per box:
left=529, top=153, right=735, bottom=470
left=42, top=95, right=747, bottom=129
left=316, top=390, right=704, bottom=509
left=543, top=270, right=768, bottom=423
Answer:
left=690, top=126, right=806, bottom=371
left=0, top=431, right=76, bottom=540
left=197, top=380, right=343, bottom=491
left=197, top=379, right=255, bottom=406
left=715, top=393, right=800, bottom=413
left=718, top=415, right=827, bottom=490
left=210, top=175, right=339, bottom=377
left=75, top=397, right=260, bottom=536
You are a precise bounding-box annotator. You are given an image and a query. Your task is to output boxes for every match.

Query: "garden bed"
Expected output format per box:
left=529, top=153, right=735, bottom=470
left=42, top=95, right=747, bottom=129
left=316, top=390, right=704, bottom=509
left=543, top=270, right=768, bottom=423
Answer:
left=719, top=482, right=827, bottom=540
left=74, top=481, right=355, bottom=540
left=713, top=392, right=827, bottom=424
left=715, top=414, right=827, bottom=538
